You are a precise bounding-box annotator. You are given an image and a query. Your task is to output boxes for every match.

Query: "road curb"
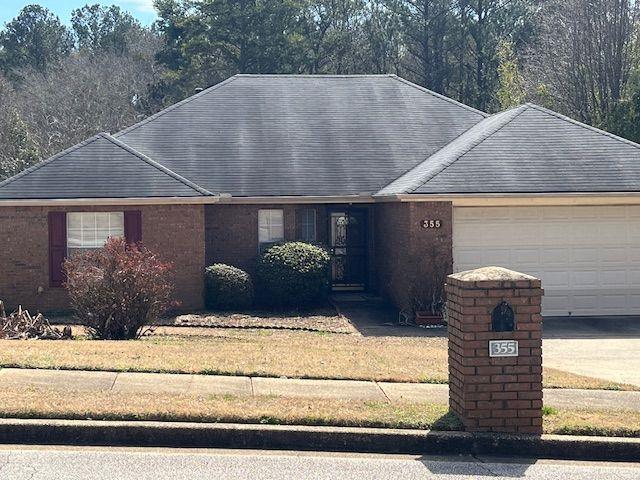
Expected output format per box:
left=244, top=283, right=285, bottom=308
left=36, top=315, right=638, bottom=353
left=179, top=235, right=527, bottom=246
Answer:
left=1, top=418, right=639, bottom=461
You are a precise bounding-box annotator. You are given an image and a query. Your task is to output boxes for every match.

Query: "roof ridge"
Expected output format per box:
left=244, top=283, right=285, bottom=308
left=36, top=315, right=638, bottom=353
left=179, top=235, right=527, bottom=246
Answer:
left=524, top=102, right=640, bottom=151
left=114, top=75, right=241, bottom=139
left=376, top=105, right=527, bottom=195
left=0, top=134, right=104, bottom=190
left=98, top=134, right=214, bottom=196
left=389, top=75, right=489, bottom=118
left=234, top=74, right=396, bottom=78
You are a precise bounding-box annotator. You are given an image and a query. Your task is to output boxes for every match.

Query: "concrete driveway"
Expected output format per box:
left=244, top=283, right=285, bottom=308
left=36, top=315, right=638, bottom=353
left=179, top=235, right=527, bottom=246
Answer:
left=336, top=295, right=640, bottom=388
left=543, top=316, right=640, bottom=387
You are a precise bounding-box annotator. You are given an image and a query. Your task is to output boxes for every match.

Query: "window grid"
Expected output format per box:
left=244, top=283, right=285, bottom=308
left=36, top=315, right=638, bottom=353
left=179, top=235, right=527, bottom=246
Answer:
left=258, top=209, right=284, bottom=248
left=67, top=212, right=124, bottom=255
left=300, top=208, right=317, bottom=243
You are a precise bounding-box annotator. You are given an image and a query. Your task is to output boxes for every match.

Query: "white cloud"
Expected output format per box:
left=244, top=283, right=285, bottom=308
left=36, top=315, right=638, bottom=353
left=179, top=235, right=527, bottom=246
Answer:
left=121, top=0, right=157, bottom=14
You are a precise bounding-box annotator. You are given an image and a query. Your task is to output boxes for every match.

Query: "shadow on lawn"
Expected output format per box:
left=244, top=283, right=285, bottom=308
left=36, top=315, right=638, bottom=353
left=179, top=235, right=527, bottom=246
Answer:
left=332, top=294, right=446, bottom=338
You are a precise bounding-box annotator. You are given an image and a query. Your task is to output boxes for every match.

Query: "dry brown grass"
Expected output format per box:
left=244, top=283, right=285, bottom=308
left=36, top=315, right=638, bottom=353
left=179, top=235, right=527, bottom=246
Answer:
left=544, top=408, right=640, bottom=437
left=1, top=385, right=639, bottom=438
left=543, top=367, right=637, bottom=391
left=0, top=328, right=634, bottom=390
left=0, top=386, right=458, bottom=430
left=0, top=329, right=449, bottom=383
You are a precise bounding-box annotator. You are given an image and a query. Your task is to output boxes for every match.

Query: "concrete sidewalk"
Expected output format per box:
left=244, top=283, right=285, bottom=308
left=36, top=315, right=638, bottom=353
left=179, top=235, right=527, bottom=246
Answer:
left=2, top=368, right=639, bottom=411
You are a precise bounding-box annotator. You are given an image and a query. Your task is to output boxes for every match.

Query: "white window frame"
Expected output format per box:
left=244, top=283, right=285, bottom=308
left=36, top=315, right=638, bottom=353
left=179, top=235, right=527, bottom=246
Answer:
left=300, top=208, right=317, bottom=243
left=67, top=212, right=124, bottom=256
left=258, top=209, right=284, bottom=250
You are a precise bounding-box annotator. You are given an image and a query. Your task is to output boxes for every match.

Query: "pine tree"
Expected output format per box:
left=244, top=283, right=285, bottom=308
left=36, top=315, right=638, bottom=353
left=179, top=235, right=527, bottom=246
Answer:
left=0, top=109, right=40, bottom=180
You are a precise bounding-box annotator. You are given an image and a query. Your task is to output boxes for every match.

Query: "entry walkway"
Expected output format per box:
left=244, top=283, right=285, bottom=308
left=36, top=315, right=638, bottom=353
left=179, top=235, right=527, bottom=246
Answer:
left=2, top=368, right=640, bottom=411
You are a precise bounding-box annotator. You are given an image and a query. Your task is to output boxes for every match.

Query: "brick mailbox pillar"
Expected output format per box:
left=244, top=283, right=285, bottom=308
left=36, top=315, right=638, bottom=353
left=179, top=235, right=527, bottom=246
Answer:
left=445, top=266, right=544, bottom=435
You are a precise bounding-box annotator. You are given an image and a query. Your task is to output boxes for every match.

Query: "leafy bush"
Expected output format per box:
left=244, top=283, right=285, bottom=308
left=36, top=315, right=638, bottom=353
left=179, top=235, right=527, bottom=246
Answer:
left=64, top=237, right=174, bottom=340
left=204, top=263, right=254, bottom=310
left=256, top=242, right=330, bottom=308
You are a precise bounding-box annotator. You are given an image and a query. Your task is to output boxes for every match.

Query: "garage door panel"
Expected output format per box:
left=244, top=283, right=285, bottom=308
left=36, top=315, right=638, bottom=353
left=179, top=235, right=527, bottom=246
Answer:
left=544, top=248, right=570, bottom=263
left=601, top=270, right=628, bottom=287
left=572, top=270, right=598, bottom=287
left=630, top=294, right=640, bottom=309
left=572, top=248, right=598, bottom=263
left=453, top=206, right=640, bottom=316
left=598, top=225, right=626, bottom=243
left=541, top=224, right=568, bottom=243
left=572, top=294, right=598, bottom=313
left=542, top=271, right=571, bottom=288
left=630, top=270, right=640, bottom=284
left=543, top=294, right=572, bottom=316
left=512, top=248, right=539, bottom=263
left=600, top=247, right=628, bottom=263
left=483, top=249, right=512, bottom=265
left=630, top=248, right=640, bottom=262
left=629, top=224, right=640, bottom=241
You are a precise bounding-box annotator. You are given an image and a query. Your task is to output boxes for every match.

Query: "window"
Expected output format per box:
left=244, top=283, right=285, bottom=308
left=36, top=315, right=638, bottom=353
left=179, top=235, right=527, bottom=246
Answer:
left=300, top=208, right=317, bottom=243
left=67, top=212, right=124, bottom=256
left=258, top=209, right=284, bottom=249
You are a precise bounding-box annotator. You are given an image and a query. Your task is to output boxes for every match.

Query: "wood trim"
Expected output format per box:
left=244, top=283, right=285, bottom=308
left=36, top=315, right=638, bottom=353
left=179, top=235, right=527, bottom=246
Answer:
left=4, top=192, right=640, bottom=207
left=392, top=193, right=640, bottom=206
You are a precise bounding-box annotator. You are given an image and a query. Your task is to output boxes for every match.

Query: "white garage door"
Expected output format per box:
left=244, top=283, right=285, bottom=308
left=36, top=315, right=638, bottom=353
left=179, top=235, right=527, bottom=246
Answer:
left=453, top=206, right=640, bottom=316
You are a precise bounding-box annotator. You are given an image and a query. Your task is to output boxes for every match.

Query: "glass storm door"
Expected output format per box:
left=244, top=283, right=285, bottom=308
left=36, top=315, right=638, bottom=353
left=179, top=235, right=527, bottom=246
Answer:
left=329, top=209, right=367, bottom=290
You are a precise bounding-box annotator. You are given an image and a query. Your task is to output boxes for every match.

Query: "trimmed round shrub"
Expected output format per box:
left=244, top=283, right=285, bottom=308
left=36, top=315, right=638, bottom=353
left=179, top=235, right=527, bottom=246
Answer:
left=256, top=242, right=331, bottom=308
left=204, top=264, right=254, bottom=310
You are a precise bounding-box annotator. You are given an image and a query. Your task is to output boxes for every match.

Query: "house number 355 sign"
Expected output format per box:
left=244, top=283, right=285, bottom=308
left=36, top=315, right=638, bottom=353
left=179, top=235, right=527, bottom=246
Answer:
left=421, top=219, right=442, bottom=229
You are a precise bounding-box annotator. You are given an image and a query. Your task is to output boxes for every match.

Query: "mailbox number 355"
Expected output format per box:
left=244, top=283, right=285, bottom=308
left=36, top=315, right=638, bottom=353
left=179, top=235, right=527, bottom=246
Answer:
left=489, top=340, right=519, bottom=357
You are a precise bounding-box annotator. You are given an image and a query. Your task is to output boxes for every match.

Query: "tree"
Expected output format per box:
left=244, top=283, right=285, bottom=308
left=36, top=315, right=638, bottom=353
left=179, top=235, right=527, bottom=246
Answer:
left=0, top=107, right=40, bottom=180
left=454, top=0, right=536, bottom=111
left=496, top=39, right=526, bottom=108
left=388, top=0, right=535, bottom=111
left=390, top=0, right=455, bottom=94
left=526, top=0, right=639, bottom=129
left=0, top=5, right=73, bottom=77
left=14, top=44, right=162, bottom=160
left=302, top=0, right=369, bottom=74
left=155, top=0, right=309, bottom=102
left=71, top=4, right=143, bottom=54
left=361, top=0, right=402, bottom=74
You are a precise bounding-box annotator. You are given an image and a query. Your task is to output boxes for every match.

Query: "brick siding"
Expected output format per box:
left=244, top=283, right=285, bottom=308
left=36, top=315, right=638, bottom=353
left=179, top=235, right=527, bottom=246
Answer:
left=374, top=201, right=453, bottom=312
left=446, top=270, right=544, bottom=435
left=0, top=204, right=205, bottom=313
left=205, top=203, right=376, bottom=288
left=1, top=200, right=451, bottom=314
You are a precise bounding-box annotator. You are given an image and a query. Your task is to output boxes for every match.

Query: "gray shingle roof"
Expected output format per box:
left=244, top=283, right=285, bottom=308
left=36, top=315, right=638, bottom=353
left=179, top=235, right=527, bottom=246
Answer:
left=115, top=74, right=486, bottom=197
left=379, top=103, right=640, bottom=194
left=2, top=76, right=639, bottom=201
left=0, top=133, right=211, bottom=199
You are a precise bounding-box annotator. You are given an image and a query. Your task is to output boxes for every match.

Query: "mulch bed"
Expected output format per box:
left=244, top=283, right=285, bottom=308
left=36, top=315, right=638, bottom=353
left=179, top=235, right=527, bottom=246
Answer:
left=159, top=307, right=358, bottom=334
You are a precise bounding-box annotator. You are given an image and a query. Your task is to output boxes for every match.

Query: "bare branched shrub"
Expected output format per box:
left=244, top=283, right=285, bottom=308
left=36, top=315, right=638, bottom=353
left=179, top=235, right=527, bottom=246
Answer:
left=64, top=238, right=174, bottom=340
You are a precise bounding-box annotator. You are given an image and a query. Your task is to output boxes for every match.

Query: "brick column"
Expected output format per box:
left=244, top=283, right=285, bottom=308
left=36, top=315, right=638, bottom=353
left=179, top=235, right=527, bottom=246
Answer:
left=446, top=266, right=544, bottom=435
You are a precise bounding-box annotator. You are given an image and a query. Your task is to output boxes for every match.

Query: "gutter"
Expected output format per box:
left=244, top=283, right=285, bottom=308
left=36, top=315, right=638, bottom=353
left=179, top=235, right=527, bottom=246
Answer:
left=0, top=196, right=221, bottom=207
left=386, top=192, right=640, bottom=207
left=2, top=192, right=640, bottom=207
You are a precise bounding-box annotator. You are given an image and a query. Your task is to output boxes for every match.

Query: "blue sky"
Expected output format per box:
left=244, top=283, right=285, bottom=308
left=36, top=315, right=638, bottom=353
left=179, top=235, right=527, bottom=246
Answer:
left=0, top=1, right=158, bottom=27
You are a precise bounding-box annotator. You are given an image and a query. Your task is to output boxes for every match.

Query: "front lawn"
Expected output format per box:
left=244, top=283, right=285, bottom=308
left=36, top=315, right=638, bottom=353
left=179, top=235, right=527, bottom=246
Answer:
left=0, top=385, right=457, bottom=430
left=2, top=385, right=639, bottom=437
left=0, top=328, right=634, bottom=390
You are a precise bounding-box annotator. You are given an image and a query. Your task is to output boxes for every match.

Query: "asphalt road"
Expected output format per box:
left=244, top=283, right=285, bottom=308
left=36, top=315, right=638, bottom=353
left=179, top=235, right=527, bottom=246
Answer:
left=1, top=446, right=639, bottom=479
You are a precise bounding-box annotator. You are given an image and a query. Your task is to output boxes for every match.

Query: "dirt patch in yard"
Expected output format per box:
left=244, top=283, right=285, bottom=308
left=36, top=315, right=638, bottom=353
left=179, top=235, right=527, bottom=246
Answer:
left=162, top=308, right=357, bottom=334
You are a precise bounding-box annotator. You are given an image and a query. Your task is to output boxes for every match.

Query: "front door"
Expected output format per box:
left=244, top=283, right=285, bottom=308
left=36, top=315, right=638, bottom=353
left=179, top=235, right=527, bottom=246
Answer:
left=329, top=209, right=367, bottom=290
